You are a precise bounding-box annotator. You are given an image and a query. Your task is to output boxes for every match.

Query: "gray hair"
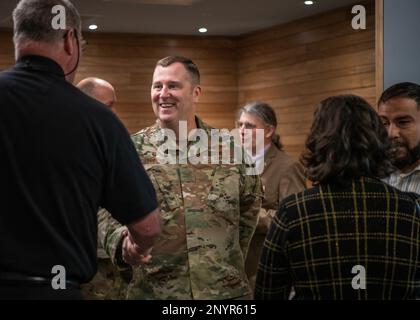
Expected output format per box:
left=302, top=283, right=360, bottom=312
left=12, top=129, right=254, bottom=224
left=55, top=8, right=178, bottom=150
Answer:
left=13, top=0, right=81, bottom=46
left=238, top=101, right=283, bottom=150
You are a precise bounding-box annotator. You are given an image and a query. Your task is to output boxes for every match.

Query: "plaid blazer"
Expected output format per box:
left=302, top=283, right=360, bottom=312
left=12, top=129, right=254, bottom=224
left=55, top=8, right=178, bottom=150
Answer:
left=255, top=177, right=420, bottom=300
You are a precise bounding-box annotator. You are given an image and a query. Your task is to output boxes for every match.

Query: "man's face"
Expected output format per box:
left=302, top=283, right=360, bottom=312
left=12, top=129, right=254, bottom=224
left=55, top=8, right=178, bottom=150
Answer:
left=237, top=112, right=272, bottom=154
left=378, top=97, right=420, bottom=170
left=238, top=112, right=262, bottom=152
left=151, top=62, right=200, bottom=127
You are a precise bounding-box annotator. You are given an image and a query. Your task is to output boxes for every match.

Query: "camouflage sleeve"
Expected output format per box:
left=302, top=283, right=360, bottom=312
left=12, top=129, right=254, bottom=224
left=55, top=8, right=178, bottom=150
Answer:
left=97, top=208, right=127, bottom=268
left=239, top=167, right=263, bottom=259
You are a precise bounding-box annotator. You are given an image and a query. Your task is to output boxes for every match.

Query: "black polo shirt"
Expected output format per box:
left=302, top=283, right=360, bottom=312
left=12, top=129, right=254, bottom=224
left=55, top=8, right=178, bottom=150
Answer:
left=0, top=55, right=157, bottom=283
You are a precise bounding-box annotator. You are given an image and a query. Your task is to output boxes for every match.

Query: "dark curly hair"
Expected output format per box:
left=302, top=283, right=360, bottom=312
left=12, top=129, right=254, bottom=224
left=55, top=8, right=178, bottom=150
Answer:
left=302, top=95, right=394, bottom=185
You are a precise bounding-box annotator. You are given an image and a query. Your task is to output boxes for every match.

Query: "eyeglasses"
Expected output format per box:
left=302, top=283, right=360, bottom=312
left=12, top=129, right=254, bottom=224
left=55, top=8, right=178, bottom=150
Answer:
left=236, top=121, right=257, bottom=129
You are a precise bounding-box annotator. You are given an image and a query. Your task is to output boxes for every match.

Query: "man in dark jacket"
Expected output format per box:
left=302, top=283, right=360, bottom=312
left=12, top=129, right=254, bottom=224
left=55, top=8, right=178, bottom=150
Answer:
left=0, top=0, right=160, bottom=299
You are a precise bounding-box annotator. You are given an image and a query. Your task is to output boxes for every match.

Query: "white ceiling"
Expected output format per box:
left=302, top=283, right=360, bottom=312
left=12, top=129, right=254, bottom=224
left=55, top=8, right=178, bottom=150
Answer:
left=0, top=0, right=362, bottom=36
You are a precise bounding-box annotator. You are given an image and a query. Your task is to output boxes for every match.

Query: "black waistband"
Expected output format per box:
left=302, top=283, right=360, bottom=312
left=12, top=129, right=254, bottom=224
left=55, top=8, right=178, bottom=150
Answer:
left=0, top=272, right=80, bottom=289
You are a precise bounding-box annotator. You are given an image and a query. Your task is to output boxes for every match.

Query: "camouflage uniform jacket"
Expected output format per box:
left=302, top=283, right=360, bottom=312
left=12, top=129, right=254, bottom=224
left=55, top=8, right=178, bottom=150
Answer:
left=99, top=117, right=262, bottom=299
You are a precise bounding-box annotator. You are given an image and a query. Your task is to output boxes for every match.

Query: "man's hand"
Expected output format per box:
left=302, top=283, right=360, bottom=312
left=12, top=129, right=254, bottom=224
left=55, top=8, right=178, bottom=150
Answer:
left=121, top=229, right=153, bottom=266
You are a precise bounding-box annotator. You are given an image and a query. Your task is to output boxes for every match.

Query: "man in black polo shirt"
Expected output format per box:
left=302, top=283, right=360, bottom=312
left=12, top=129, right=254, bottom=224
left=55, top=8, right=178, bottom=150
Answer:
left=0, top=0, right=160, bottom=299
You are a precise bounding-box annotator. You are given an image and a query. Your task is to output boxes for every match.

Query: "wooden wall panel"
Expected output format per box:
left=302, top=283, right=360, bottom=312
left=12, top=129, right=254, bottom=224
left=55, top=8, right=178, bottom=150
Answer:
left=0, top=32, right=15, bottom=68
left=0, top=0, right=376, bottom=159
left=77, top=33, right=238, bottom=132
left=0, top=31, right=238, bottom=133
left=237, top=0, right=376, bottom=160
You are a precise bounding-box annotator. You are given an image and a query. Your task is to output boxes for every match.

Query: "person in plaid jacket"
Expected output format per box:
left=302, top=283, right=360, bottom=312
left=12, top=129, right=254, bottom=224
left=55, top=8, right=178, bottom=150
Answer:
left=255, top=94, right=420, bottom=300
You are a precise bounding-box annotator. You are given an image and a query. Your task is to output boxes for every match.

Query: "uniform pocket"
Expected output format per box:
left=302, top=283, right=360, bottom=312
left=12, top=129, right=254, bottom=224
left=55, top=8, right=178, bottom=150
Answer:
left=206, top=165, right=241, bottom=226
left=147, top=165, right=183, bottom=214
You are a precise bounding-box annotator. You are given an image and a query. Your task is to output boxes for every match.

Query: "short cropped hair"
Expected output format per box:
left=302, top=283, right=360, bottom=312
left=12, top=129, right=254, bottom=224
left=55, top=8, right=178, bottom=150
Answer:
left=302, top=95, right=394, bottom=185
left=378, top=82, right=420, bottom=108
left=13, top=0, right=81, bottom=45
left=156, top=56, right=200, bottom=86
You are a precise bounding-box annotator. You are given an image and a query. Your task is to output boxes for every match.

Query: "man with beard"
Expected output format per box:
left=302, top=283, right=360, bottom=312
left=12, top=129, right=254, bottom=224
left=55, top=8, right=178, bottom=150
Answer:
left=378, top=82, right=420, bottom=194
left=0, top=0, right=160, bottom=299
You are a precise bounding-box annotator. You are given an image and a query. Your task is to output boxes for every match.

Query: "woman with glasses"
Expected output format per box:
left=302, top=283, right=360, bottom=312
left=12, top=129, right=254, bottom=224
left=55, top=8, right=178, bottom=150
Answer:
left=237, top=101, right=306, bottom=293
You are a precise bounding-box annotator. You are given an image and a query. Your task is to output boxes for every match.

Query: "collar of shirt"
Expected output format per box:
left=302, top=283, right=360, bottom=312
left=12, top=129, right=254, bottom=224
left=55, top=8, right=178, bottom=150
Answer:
left=250, top=142, right=271, bottom=163
left=249, top=142, right=271, bottom=173
left=153, top=116, right=216, bottom=163
left=16, top=55, right=65, bottom=78
left=397, top=163, right=420, bottom=178
left=154, top=117, right=210, bottom=148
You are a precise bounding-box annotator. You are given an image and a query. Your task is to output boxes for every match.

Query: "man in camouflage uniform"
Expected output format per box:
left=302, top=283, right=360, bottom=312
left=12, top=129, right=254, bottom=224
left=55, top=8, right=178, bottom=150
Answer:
left=99, top=56, right=262, bottom=299
left=76, top=79, right=131, bottom=300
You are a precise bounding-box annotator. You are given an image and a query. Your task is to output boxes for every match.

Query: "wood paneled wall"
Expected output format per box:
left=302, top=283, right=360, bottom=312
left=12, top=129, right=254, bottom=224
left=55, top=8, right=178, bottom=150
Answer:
left=237, top=1, right=376, bottom=160
left=0, top=32, right=15, bottom=70
left=0, top=0, right=376, bottom=158
left=76, top=34, right=238, bottom=132
left=0, top=32, right=238, bottom=133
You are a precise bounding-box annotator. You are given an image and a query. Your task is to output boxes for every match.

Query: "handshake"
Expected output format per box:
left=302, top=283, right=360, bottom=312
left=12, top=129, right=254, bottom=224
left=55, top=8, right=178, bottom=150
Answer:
left=121, top=229, right=153, bottom=266
left=119, top=207, right=161, bottom=267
